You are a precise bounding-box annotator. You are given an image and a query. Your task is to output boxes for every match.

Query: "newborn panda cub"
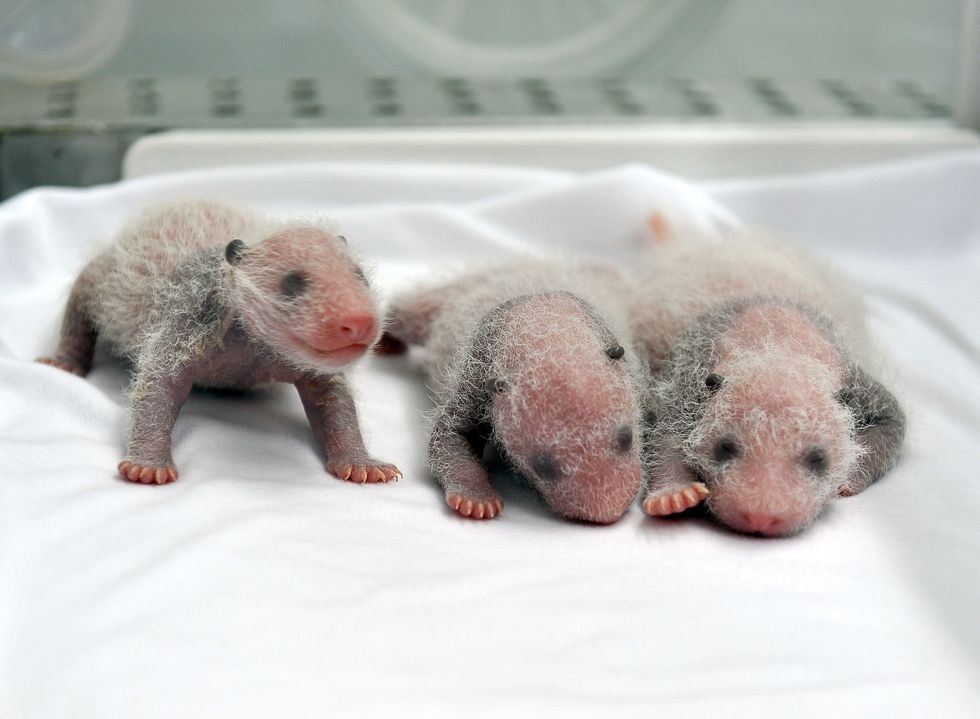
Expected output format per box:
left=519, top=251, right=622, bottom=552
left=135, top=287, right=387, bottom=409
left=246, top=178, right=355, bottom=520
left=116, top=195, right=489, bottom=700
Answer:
left=38, top=199, right=400, bottom=485
left=631, top=232, right=905, bottom=536
left=382, top=262, right=646, bottom=523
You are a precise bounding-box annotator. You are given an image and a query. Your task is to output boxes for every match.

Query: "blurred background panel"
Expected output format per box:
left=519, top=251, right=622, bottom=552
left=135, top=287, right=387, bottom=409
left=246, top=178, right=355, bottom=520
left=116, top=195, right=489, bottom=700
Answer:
left=7, top=0, right=958, bottom=82
left=0, top=0, right=976, bottom=196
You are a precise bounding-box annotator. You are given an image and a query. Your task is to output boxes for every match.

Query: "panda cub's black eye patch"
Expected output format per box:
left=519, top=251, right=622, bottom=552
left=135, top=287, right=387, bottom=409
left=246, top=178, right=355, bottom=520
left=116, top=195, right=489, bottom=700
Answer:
left=616, top=425, right=633, bottom=452
left=281, top=271, right=309, bottom=299
left=803, top=446, right=828, bottom=474
left=532, top=452, right=560, bottom=481
left=713, top=436, right=740, bottom=463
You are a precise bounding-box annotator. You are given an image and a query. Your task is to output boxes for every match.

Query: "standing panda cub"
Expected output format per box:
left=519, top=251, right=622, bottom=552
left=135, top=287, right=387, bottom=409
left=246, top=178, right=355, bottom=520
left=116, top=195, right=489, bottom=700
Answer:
left=383, top=262, right=647, bottom=523
left=630, top=232, right=905, bottom=536
left=38, top=199, right=400, bottom=485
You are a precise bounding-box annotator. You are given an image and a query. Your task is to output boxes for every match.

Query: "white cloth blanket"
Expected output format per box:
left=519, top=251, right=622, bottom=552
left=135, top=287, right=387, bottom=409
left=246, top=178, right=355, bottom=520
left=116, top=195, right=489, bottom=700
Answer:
left=1, top=154, right=978, bottom=718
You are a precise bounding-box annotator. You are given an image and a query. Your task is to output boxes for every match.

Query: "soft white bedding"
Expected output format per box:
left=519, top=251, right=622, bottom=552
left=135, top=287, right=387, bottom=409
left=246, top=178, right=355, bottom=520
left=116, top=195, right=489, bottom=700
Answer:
left=1, top=154, right=978, bottom=718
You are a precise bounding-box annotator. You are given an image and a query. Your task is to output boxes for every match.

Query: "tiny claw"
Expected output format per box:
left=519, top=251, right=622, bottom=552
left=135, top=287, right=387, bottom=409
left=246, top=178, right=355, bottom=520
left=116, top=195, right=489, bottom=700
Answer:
left=383, top=466, right=401, bottom=482
left=447, top=494, right=463, bottom=511
left=154, top=467, right=177, bottom=484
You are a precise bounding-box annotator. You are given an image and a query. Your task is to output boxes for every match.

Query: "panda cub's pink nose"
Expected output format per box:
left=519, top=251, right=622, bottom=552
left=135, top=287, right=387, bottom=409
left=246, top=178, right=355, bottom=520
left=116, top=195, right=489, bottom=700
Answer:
left=336, top=314, right=377, bottom=344
left=741, top=512, right=784, bottom=534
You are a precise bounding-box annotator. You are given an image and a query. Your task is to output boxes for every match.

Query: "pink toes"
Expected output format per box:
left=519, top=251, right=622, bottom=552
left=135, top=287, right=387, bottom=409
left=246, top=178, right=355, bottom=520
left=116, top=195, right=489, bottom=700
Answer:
left=118, top=458, right=400, bottom=486
left=36, top=357, right=87, bottom=376
left=446, top=493, right=504, bottom=520
left=643, top=482, right=709, bottom=517
left=118, top=460, right=178, bottom=485
left=328, top=460, right=402, bottom=484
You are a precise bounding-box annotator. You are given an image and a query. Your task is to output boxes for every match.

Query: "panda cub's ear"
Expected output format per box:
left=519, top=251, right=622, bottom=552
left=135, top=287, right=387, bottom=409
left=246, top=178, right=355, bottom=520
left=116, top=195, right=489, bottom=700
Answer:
left=485, top=377, right=507, bottom=394
left=225, top=239, right=247, bottom=265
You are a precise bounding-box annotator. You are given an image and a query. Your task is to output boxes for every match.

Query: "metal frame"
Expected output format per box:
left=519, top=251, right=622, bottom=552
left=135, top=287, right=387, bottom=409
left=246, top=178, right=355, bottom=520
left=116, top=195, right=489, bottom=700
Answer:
left=956, top=0, right=980, bottom=130
left=123, top=124, right=979, bottom=180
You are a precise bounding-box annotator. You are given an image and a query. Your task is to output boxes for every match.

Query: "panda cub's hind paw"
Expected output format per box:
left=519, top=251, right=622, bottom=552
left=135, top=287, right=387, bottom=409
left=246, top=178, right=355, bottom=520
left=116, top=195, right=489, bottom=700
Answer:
left=642, top=482, right=709, bottom=516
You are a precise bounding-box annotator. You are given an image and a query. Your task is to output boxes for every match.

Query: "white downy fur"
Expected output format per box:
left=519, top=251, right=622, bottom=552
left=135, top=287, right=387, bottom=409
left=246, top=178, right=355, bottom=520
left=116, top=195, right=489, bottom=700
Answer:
left=633, top=231, right=901, bottom=535
left=630, top=232, right=870, bottom=372
left=392, top=259, right=648, bottom=522
left=87, top=199, right=378, bottom=380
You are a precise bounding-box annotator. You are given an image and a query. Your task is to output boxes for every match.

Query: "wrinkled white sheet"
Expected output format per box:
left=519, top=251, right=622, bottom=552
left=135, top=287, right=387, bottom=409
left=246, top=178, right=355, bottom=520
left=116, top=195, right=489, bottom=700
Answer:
left=1, top=154, right=978, bottom=718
